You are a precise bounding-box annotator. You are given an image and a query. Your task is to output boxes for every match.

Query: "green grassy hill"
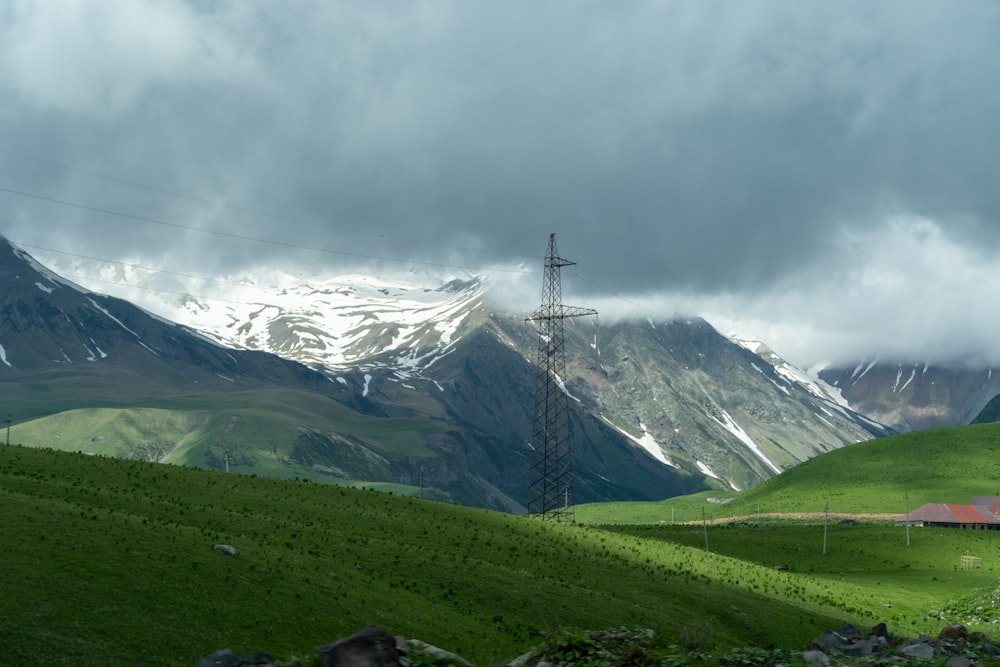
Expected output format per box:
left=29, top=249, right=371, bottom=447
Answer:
left=572, top=423, right=1000, bottom=654
left=8, top=389, right=454, bottom=495
left=578, top=421, right=1000, bottom=524
left=10, top=423, right=1000, bottom=665
left=1, top=444, right=897, bottom=666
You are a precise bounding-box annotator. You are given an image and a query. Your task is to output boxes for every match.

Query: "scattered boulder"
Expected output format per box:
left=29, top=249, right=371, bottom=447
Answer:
left=317, top=624, right=400, bottom=667
left=869, top=622, right=891, bottom=641
left=213, top=544, right=238, bottom=557
left=195, top=649, right=238, bottom=667
left=400, top=638, right=473, bottom=667
left=801, top=649, right=830, bottom=667
left=805, top=623, right=998, bottom=664
left=196, top=622, right=997, bottom=667
left=808, top=630, right=846, bottom=653
left=193, top=649, right=276, bottom=666
left=938, top=624, right=968, bottom=642
left=901, top=642, right=935, bottom=660
left=839, top=637, right=879, bottom=658
left=838, top=622, right=863, bottom=638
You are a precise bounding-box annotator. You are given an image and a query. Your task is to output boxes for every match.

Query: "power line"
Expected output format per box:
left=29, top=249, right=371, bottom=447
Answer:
left=16, top=238, right=666, bottom=331
left=0, top=146, right=506, bottom=256
left=0, top=150, right=672, bottom=321
left=56, top=272, right=260, bottom=307
left=0, top=183, right=532, bottom=275
left=17, top=243, right=285, bottom=295
left=0, top=147, right=681, bottom=323
left=575, top=270, right=678, bottom=323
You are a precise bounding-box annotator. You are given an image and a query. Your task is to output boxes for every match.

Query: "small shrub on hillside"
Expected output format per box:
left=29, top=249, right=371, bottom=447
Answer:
left=522, top=628, right=657, bottom=667
left=399, top=643, right=471, bottom=667
left=717, top=647, right=788, bottom=667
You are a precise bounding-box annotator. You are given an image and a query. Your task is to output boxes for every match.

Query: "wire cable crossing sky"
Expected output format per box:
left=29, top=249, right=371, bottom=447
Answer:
left=2, top=0, right=999, bottom=367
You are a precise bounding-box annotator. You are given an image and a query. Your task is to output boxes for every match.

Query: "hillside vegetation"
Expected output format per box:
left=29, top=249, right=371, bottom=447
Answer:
left=4, top=444, right=884, bottom=666
left=574, top=423, right=1000, bottom=648
left=578, top=422, right=1000, bottom=524
left=8, top=390, right=452, bottom=493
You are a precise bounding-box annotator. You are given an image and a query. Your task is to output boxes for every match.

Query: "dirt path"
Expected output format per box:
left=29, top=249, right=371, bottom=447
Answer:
left=696, top=512, right=901, bottom=525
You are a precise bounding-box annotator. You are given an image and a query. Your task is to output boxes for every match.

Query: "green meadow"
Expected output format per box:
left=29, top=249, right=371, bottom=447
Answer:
left=577, top=422, right=1000, bottom=524
left=7, top=391, right=452, bottom=493
left=6, top=421, right=1000, bottom=665
left=0, top=445, right=873, bottom=666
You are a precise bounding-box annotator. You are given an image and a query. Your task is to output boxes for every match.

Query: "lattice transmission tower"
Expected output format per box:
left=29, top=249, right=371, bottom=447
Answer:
left=526, top=233, right=597, bottom=521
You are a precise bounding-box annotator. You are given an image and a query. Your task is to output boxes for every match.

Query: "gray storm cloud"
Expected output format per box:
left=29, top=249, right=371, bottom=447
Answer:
left=1, top=0, right=999, bottom=366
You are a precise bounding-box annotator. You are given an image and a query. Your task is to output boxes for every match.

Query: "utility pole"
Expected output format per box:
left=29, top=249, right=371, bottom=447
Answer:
left=905, top=494, right=910, bottom=547
left=5, top=413, right=10, bottom=446
left=823, top=501, right=829, bottom=555
left=526, top=233, right=597, bottom=522
left=702, top=507, right=709, bottom=551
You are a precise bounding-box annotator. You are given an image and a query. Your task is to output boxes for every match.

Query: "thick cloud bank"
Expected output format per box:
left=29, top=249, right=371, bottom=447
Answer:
left=1, top=1, right=998, bottom=367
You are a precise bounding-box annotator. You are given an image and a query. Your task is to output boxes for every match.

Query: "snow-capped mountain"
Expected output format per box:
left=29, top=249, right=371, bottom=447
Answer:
left=11, top=236, right=895, bottom=497
left=62, top=251, right=893, bottom=489
left=0, top=237, right=351, bottom=396
left=179, top=274, right=486, bottom=379
left=56, top=256, right=488, bottom=382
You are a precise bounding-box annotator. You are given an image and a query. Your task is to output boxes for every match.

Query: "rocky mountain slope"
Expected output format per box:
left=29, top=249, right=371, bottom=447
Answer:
left=71, top=241, right=889, bottom=492
left=0, top=237, right=699, bottom=509
left=817, top=362, right=1000, bottom=432
left=5, top=235, right=897, bottom=503
left=0, top=237, right=353, bottom=403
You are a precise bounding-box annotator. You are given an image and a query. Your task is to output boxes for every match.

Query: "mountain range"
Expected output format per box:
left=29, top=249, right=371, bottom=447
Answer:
left=5, top=234, right=985, bottom=511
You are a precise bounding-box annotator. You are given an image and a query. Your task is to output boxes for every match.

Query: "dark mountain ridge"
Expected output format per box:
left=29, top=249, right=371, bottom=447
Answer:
left=1, top=236, right=706, bottom=509
left=0, top=236, right=372, bottom=416
left=3, top=235, right=895, bottom=509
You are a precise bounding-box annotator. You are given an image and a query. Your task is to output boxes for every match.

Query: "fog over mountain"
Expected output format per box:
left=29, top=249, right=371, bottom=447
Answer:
left=2, top=2, right=1000, bottom=368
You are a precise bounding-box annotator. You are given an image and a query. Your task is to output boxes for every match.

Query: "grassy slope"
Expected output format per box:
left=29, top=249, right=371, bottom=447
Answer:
left=8, top=389, right=451, bottom=489
left=576, top=423, right=1000, bottom=643
left=3, top=445, right=869, bottom=667
left=578, top=422, right=1000, bottom=523
left=605, top=522, right=1000, bottom=640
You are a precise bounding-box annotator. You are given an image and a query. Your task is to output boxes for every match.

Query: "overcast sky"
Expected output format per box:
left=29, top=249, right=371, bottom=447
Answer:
left=1, top=1, right=999, bottom=368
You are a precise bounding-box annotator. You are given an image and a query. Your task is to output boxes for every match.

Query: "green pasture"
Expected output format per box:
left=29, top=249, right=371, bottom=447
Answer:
left=579, top=422, right=1000, bottom=525
left=7, top=389, right=454, bottom=498
left=577, top=490, right=740, bottom=525
left=609, top=521, right=1000, bottom=637
left=732, top=423, right=1000, bottom=515
left=3, top=444, right=887, bottom=666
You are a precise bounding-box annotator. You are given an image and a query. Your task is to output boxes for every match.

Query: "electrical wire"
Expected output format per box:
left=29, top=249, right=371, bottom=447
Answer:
left=57, top=272, right=256, bottom=306
left=0, top=146, right=510, bottom=256
left=17, top=243, right=285, bottom=295
left=0, top=183, right=533, bottom=275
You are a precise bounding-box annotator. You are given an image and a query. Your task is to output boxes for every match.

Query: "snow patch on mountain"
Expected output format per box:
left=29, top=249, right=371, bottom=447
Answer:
left=710, top=408, right=782, bottom=475
left=716, top=325, right=853, bottom=409
left=893, top=367, right=917, bottom=393
left=852, top=360, right=878, bottom=383
left=59, top=263, right=487, bottom=378
left=601, top=416, right=676, bottom=468
left=696, top=460, right=721, bottom=480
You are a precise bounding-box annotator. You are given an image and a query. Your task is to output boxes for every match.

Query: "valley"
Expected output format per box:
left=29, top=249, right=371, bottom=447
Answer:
left=2, top=236, right=899, bottom=509
left=6, top=421, right=1000, bottom=665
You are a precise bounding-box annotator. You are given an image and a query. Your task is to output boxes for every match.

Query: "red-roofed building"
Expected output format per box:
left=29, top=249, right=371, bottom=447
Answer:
left=898, top=498, right=1000, bottom=530
left=970, top=496, right=1000, bottom=514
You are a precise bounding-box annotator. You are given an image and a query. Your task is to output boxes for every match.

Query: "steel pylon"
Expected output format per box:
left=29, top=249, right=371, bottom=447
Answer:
left=526, top=233, right=597, bottom=521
